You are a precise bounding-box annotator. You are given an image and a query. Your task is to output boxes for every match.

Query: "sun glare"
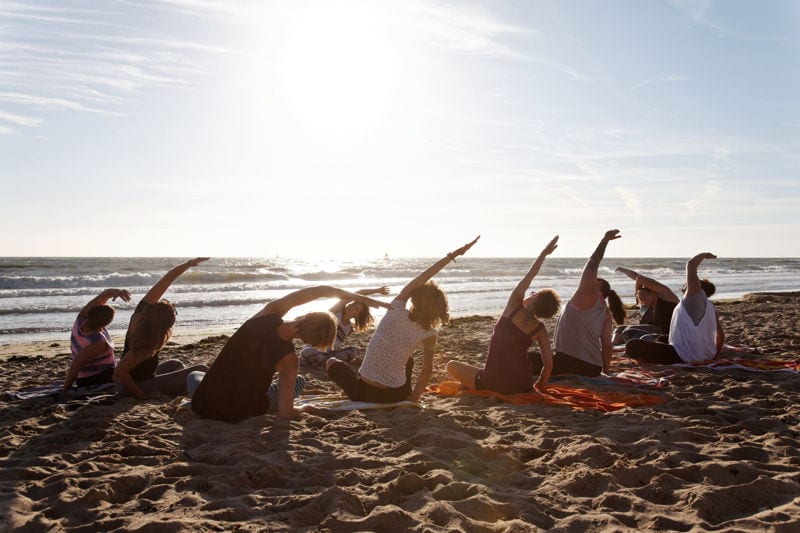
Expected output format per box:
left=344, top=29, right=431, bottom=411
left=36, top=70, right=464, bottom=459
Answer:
left=279, top=4, right=394, bottom=137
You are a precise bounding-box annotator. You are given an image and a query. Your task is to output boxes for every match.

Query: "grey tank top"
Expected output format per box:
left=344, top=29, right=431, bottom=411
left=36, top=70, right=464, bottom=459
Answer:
left=554, top=297, right=609, bottom=366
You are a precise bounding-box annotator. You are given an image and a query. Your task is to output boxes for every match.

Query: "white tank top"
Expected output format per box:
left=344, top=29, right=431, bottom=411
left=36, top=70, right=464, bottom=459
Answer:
left=668, top=294, right=717, bottom=363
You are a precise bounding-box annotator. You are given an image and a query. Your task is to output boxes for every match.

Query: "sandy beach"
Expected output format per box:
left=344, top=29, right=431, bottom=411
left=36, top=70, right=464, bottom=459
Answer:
left=2, top=293, right=800, bottom=531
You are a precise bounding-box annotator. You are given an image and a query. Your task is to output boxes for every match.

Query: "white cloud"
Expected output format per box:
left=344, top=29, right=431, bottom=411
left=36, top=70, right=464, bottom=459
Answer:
left=0, top=92, right=111, bottom=114
left=615, top=187, right=642, bottom=217
left=631, top=73, right=691, bottom=90
left=0, top=109, right=41, bottom=127
left=682, top=182, right=722, bottom=220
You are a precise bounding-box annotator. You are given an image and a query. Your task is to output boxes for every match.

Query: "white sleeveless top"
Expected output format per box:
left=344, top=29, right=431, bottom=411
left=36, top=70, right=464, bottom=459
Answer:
left=358, top=299, right=436, bottom=387
left=668, top=294, right=717, bottom=363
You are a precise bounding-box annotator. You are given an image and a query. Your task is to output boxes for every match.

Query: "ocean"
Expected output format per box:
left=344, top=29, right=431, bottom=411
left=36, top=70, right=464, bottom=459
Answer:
left=2, top=257, right=799, bottom=344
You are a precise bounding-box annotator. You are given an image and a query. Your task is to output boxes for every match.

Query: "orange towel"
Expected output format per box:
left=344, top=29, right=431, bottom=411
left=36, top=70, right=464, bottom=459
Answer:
left=430, top=381, right=667, bottom=412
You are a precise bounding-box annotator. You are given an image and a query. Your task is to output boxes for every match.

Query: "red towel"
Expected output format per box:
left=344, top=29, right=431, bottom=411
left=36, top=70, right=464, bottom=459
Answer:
left=430, top=381, right=667, bottom=412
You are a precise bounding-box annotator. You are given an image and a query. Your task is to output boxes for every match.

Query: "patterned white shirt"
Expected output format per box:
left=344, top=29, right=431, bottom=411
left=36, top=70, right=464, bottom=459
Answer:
left=358, top=299, right=436, bottom=387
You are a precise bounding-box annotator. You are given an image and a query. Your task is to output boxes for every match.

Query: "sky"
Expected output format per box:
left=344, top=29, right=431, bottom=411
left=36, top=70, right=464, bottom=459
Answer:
left=0, top=0, right=798, bottom=258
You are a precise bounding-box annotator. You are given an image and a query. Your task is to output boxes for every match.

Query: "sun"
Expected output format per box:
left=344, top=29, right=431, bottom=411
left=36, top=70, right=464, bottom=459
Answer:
left=278, top=4, right=394, bottom=138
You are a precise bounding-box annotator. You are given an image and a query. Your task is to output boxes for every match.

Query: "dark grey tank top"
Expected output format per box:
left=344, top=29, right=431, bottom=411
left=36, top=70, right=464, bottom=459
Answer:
left=554, top=297, right=609, bottom=366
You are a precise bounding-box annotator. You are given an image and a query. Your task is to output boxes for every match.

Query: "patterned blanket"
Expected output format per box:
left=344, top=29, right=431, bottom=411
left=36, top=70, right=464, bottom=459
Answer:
left=5, top=381, right=116, bottom=401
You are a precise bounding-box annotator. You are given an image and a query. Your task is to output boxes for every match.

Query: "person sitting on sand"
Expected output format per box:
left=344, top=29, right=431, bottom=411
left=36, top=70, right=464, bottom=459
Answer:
left=327, top=237, right=480, bottom=404
left=63, top=288, right=132, bottom=394
left=626, top=253, right=725, bottom=364
left=113, top=258, right=210, bottom=400
left=552, top=230, right=626, bottom=376
left=299, top=286, right=390, bottom=368
left=188, top=287, right=391, bottom=423
left=613, top=266, right=679, bottom=343
left=446, top=236, right=560, bottom=393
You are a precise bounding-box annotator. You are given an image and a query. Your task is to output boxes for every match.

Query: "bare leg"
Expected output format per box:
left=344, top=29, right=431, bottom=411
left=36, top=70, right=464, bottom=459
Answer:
left=446, top=360, right=480, bottom=389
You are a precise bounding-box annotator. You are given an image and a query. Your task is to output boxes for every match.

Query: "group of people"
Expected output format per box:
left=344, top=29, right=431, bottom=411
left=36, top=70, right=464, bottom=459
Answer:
left=65, top=231, right=724, bottom=423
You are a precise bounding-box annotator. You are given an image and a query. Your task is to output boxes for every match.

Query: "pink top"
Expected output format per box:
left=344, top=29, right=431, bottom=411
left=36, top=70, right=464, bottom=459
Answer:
left=70, top=317, right=116, bottom=378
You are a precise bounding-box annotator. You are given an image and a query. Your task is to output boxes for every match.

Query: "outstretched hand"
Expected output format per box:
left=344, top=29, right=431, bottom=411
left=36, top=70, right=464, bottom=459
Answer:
left=541, top=235, right=559, bottom=256
left=451, top=235, right=480, bottom=258
left=111, top=289, right=132, bottom=302
left=375, top=286, right=390, bottom=295
left=689, top=252, right=717, bottom=265
left=187, top=257, right=209, bottom=267
left=603, top=229, right=621, bottom=241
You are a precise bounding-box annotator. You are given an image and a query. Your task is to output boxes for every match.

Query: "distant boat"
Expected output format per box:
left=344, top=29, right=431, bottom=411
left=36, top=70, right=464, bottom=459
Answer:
left=384, top=252, right=389, bottom=260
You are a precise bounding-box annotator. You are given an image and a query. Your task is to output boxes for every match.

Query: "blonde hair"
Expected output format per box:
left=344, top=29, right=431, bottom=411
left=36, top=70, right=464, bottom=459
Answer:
left=409, top=281, right=449, bottom=330
left=296, top=311, right=337, bottom=349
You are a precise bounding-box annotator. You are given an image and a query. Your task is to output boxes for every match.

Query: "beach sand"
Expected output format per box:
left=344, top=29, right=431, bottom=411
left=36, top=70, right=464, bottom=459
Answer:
left=2, top=294, right=800, bottom=531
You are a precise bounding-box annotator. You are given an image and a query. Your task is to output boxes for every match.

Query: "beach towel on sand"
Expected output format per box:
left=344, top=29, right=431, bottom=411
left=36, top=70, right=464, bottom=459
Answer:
left=666, top=357, right=800, bottom=373
left=295, top=395, right=422, bottom=411
left=4, top=381, right=116, bottom=401
left=554, top=369, right=675, bottom=389
left=430, top=381, right=667, bottom=411
left=178, top=395, right=422, bottom=412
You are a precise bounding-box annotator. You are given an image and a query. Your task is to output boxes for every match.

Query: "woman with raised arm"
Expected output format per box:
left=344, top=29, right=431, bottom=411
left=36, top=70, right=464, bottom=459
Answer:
left=63, top=288, right=131, bottom=394
left=113, top=258, right=210, bottom=400
left=614, top=266, right=679, bottom=343
left=446, top=236, right=560, bottom=393
left=626, top=253, right=724, bottom=364
left=299, top=286, right=390, bottom=368
left=552, top=230, right=626, bottom=376
left=188, top=287, right=391, bottom=423
left=327, top=236, right=480, bottom=404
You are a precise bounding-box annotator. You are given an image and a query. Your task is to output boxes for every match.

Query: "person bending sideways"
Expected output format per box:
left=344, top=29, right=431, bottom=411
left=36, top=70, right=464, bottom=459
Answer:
left=189, top=286, right=390, bottom=423
left=446, top=235, right=560, bottom=393
left=63, top=288, right=131, bottom=394
left=551, top=230, right=627, bottom=376
left=299, top=286, right=390, bottom=368
left=327, top=237, right=480, bottom=404
left=626, top=253, right=724, bottom=365
left=113, top=258, right=210, bottom=400
left=613, top=266, right=679, bottom=343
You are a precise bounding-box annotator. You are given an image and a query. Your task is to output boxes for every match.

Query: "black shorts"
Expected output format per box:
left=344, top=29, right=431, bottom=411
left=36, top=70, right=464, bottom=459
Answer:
left=75, top=366, right=114, bottom=388
left=327, top=359, right=413, bottom=403
left=529, top=351, right=602, bottom=377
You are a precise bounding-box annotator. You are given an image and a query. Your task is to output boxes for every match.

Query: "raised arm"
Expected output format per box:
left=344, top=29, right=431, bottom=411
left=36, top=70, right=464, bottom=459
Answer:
left=259, top=286, right=391, bottom=318
left=397, top=236, right=479, bottom=302
left=504, top=236, right=558, bottom=315
left=78, top=288, right=131, bottom=318
left=328, top=286, right=390, bottom=314
left=142, top=258, right=208, bottom=304
left=685, top=252, right=716, bottom=297
left=573, top=230, right=620, bottom=308
left=615, top=266, right=678, bottom=304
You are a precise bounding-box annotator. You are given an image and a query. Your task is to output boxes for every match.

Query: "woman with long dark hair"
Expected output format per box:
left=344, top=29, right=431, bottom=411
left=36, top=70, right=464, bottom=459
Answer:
left=551, top=230, right=625, bottom=376
left=113, top=258, right=210, bottom=399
